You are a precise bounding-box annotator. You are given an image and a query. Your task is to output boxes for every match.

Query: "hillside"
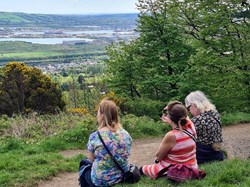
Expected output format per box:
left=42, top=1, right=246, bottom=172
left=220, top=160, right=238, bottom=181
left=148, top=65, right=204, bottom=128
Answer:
left=0, top=12, right=138, bottom=29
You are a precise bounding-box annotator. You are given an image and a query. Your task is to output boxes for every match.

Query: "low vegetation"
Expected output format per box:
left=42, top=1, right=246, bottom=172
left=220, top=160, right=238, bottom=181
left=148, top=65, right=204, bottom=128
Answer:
left=0, top=112, right=249, bottom=186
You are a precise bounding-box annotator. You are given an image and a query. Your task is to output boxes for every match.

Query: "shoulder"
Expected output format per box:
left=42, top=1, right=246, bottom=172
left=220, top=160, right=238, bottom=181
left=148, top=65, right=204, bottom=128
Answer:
left=184, top=119, right=196, bottom=130
left=88, top=131, right=98, bottom=142
left=90, top=131, right=98, bottom=138
left=118, top=127, right=131, bottom=135
left=200, top=110, right=220, bottom=122
left=208, top=110, right=220, bottom=118
left=191, top=112, right=207, bottom=123
left=118, top=127, right=132, bottom=141
left=163, top=131, right=176, bottom=142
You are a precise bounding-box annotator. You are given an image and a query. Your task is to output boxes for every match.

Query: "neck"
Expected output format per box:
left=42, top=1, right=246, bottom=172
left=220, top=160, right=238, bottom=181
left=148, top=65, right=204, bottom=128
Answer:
left=99, top=124, right=117, bottom=132
left=170, top=123, right=178, bottom=129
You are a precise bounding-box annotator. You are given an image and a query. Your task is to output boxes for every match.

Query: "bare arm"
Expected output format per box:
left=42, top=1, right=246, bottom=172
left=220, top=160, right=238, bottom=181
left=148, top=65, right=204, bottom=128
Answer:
left=155, top=131, right=176, bottom=161
left=87, top=150, right=95, bottom=163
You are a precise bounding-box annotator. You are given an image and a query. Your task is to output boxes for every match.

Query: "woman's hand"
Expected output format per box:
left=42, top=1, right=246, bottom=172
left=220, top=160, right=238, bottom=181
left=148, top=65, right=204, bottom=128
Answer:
left=87, top=150, right=95, bottom=163
left=154, top=159, right=159, bottom=163
left=161, top=114, right=169, bottom=123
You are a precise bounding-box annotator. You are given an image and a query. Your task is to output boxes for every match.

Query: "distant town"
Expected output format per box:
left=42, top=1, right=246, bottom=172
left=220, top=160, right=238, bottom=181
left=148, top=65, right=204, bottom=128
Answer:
left=0, top=27, right=139, bottom=45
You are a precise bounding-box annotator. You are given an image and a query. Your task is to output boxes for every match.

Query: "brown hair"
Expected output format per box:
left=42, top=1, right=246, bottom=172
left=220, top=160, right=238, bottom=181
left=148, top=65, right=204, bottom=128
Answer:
left=167, top=101, right=188, bottom=127
left=98, top=98, right=121, bottom=131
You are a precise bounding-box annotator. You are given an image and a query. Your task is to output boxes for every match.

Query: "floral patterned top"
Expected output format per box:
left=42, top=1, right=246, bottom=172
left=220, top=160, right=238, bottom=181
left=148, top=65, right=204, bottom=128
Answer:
left=191, top=110, right=223, bottom=145
left=87, top=127, right=132, bottom=186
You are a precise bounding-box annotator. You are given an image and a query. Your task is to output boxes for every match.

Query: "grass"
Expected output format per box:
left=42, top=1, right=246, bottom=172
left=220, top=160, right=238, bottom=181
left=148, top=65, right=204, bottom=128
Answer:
left=116, top=159, right=250, bottom=187
left=0, top=42, right=107, bottom=59
left=0, top=112, right=249, bottom=186
left=0, top=150, right=83, bottom=187
left=1, top=51, right=63, bottom=58
left=221, top=112, right=250, bottom=126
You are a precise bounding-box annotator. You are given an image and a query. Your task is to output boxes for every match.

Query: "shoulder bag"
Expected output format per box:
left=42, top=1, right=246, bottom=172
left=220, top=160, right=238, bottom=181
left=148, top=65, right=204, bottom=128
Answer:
left=97, top=131, right=141, bottom=184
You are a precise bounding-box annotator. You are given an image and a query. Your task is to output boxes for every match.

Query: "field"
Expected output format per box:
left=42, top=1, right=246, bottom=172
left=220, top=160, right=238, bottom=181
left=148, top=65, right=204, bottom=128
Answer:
left=0, top=41, right=107, bottom=66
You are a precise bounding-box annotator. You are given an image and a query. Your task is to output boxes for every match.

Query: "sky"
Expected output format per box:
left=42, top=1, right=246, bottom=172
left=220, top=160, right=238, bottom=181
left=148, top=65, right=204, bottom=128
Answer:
left=0, top=0, right=139, bottom=15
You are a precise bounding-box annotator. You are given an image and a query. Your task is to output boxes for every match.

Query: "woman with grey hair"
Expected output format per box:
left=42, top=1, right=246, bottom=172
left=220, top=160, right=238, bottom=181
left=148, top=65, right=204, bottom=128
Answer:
left=185, top=91, right=224, bottom=164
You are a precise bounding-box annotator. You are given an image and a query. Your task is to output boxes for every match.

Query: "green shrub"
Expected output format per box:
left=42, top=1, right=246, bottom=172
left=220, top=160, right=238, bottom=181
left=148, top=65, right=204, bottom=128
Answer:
left=0, top=62, right=66, bottom=116
left=122, top=114, right=170, bottom=138
left=121, top=98, right=165, bottom=120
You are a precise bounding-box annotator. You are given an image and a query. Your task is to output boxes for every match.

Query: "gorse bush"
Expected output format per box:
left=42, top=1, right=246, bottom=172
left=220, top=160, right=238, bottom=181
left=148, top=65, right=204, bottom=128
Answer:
left=0, top=62, right=66, bottom=116
left=67, top=107, right=89, bottom=115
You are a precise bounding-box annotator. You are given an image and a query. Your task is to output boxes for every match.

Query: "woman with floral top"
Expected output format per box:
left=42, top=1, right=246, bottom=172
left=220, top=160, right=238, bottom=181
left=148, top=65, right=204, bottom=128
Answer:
left=79, top=98, right=133, bottom=187
left=185, top=90, right=224, bottom=164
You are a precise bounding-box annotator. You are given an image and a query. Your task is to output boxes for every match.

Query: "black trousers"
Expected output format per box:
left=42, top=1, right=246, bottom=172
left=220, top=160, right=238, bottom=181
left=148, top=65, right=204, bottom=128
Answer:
left=196, top=143, right=224, bottom=164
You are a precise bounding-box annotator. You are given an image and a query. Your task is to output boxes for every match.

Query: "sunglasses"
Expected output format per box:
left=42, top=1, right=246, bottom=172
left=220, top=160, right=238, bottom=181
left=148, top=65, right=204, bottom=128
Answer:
left=186, top=104, right=192, bottom=110
left=162, top=109, right=168, bottom=116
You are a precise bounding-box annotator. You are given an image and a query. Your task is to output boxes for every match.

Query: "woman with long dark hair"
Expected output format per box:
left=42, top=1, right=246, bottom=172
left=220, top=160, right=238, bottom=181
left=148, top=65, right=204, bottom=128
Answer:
left=140, top=101, right=198, bottom=179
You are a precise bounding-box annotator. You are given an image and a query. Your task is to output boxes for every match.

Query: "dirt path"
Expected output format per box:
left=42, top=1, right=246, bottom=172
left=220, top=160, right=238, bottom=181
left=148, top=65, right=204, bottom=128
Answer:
left=38, top=123, right=250, bottom=187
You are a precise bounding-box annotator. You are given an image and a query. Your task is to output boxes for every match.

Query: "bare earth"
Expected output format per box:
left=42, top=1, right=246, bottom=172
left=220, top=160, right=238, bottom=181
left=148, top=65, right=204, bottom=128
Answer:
left=38, top=123, right=250, bottom=187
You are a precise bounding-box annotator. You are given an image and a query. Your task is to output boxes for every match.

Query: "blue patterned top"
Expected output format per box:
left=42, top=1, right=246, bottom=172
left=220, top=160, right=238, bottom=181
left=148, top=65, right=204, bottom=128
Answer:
left=87, top=127, right=132, bottom=186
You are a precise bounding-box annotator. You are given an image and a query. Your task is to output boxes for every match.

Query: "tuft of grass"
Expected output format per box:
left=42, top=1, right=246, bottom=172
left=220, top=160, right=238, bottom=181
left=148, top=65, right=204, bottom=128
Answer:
left=221, top=112, right=250, bottom=126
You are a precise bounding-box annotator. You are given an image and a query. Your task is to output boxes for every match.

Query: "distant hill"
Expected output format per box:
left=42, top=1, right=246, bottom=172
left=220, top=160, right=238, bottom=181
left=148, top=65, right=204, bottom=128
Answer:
left=0, top=12, right=138, bottom=29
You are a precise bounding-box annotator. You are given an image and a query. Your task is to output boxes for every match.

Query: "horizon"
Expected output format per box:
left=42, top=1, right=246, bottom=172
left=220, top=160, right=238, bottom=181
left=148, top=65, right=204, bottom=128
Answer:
left=0, top=11, right=139, bottom=16
left=0, top=0, right=139, bottom=15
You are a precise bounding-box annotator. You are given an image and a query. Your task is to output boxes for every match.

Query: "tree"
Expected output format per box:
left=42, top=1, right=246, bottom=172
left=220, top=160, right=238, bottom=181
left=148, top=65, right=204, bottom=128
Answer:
left=106, top=0, right=194, bottom=101
left=106, top=0, right=249, bottom=112
left=68, top=75, right=80, bottom=108
left=170, top=0, right=250, bottom=111
left=106, top=41, right=143, bottom=99
left=0, top=62, right=66, bottom=115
